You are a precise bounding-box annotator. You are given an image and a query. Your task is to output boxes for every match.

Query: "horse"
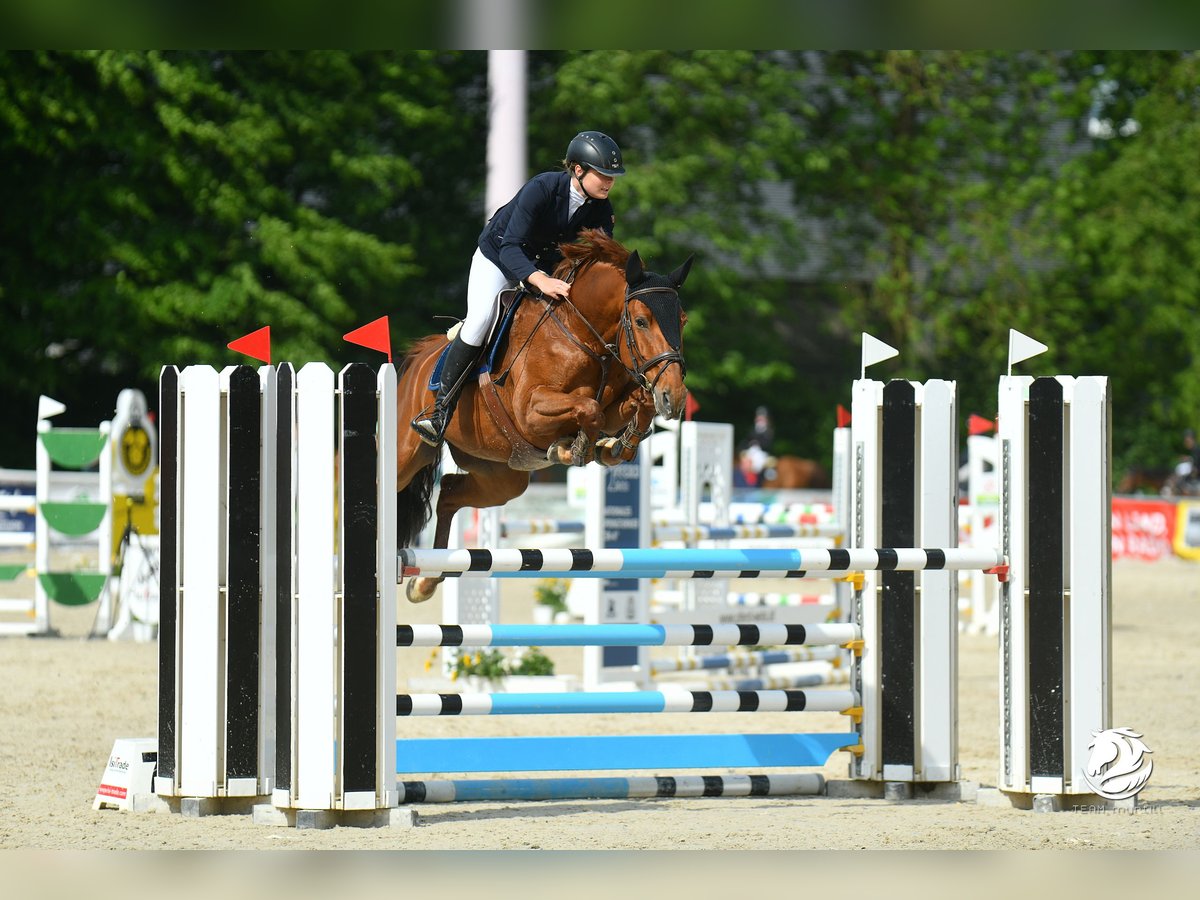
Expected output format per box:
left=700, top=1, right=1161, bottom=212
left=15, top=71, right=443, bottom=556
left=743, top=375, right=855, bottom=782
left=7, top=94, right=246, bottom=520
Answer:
left=1115, top=466, right=1171, bottom=496
left=737, top=450, right=831, bottom=490
left=395, top=229, right=693, bottom=602
left=762, top=455, right=831, bottom=490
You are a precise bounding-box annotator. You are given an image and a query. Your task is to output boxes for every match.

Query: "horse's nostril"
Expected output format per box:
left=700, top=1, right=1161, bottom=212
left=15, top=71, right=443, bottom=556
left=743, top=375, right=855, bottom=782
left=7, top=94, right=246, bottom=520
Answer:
left=658, top=390, right=676, bottom=419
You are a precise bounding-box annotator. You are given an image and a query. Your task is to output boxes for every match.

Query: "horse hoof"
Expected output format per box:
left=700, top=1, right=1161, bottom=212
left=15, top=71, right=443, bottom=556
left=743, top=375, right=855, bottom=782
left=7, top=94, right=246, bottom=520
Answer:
left=406, top=578, right=436, bottom=604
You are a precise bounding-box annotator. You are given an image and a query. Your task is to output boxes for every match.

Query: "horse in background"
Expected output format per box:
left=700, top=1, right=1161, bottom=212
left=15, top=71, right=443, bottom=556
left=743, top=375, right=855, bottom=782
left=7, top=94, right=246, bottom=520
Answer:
left=394, top=229, right=694, bottom=602
left=736, top=451, right=831, bottom=490
left=1116, top=466, right=1171, bottom=496
left=762, top=455, right=831, bottom=490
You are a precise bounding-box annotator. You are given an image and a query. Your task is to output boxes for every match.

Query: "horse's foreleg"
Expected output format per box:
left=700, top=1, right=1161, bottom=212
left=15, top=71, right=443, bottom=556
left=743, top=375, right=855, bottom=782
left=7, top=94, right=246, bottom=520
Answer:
left=528, top=386, right=606, bottom=467
left=546, top=430, right=595, bottom=467
left=594, top=392, right=656, bottom=466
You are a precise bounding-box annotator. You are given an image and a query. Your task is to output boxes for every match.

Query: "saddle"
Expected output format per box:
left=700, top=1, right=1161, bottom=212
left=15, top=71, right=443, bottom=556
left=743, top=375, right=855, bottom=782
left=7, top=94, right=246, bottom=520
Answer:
left=427, top=287, right=526, bottom=391
left=425, top=288, right=553, bottom=470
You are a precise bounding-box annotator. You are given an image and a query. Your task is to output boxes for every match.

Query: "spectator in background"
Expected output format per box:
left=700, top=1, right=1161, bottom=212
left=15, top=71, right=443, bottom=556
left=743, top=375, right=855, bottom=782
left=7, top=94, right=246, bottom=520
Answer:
left=737, top=406, right=776, bottom=487
left=1162, top=428, right=1200, bottom=496
left=1177, top=428, right=1199, bottom=482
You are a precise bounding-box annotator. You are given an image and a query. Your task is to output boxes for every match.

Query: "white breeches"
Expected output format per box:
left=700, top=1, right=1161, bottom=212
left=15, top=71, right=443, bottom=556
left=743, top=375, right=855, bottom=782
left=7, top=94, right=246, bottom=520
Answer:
left=459, top=248, right=513, bottom=347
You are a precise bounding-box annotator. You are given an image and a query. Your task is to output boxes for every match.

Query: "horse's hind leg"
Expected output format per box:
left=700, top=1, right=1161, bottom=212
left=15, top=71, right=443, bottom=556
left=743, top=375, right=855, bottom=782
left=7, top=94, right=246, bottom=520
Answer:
left=404, top=464, right=532, bottom=603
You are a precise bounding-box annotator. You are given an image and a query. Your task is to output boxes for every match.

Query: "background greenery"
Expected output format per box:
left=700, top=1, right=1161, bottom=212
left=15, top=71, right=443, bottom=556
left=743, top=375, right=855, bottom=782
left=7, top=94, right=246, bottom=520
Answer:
left=2, top=50, right=1196, bottom=479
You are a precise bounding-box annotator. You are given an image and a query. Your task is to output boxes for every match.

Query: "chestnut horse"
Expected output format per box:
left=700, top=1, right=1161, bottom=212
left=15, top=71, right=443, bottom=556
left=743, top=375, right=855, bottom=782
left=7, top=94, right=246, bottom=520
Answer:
left=396, top=230, right=693, bottom=602
left=762, top=455, right=831, bottom=490
left=737, top=451, right=831, bottom=489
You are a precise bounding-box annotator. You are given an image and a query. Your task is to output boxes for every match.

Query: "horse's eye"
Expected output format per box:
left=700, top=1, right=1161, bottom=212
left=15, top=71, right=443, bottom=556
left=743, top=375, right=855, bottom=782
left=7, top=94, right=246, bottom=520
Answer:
left=635, top=316, right=649, bottom=329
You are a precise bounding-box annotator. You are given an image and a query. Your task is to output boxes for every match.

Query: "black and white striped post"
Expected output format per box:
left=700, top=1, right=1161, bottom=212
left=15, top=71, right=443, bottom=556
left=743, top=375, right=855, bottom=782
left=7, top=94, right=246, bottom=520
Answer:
left=850, top=373, right=960, bottom=789
left=269, top=362, right=397, bottom=817
left=155, top=365, right=277, bottom=807
left=998, top=374, right=1111, bottom=804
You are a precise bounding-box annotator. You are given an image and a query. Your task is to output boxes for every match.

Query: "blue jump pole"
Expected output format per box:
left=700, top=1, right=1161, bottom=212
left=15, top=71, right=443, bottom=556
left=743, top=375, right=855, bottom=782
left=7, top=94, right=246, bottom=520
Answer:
left=394, top=732, right=860, bottom=773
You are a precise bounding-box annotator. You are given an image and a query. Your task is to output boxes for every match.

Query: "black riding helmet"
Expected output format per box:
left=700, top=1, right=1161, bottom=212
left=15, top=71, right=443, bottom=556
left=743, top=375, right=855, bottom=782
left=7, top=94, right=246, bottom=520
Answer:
left=566, top=131, right=626, bottom=177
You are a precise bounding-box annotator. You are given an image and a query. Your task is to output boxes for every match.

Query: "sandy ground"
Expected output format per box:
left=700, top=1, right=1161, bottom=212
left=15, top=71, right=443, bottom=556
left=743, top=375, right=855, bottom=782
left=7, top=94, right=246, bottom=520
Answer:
left=0, top=555, right=1197, bottom=855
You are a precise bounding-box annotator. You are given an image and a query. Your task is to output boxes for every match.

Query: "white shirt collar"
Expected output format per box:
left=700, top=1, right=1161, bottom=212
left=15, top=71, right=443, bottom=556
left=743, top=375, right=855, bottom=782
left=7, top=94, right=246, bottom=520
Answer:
left=568, top=178, right=586, bottom=218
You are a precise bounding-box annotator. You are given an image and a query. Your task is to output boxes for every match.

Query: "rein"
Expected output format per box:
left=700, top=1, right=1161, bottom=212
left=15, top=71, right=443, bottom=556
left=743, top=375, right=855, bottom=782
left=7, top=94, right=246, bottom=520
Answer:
left=484, top=262, right=685, bottom=463
left=494, top=262, right=685, bottom=404
left=528, top=269, right=686, bottom=403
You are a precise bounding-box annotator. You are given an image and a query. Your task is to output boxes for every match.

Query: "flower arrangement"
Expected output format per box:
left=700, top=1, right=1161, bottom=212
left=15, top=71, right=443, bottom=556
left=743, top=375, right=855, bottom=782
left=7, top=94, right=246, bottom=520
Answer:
left=534, top=578, right=570, bottom=616
left=445, top=646, right=556, bottom=682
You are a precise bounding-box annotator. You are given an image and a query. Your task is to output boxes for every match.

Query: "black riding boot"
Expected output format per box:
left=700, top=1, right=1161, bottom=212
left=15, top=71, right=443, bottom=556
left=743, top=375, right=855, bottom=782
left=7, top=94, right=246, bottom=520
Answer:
left=411, top=335, right=481, bottom=447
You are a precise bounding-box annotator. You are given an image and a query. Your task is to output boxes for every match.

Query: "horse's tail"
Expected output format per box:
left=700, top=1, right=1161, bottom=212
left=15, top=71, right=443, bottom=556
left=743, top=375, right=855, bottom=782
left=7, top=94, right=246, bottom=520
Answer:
left=397, top=461, right=438, bottom=548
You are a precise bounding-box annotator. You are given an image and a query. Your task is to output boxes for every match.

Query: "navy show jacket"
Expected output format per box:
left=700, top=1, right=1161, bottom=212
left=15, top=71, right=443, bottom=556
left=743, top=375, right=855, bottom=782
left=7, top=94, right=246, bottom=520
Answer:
left=478, top=170, right=616, bottom=283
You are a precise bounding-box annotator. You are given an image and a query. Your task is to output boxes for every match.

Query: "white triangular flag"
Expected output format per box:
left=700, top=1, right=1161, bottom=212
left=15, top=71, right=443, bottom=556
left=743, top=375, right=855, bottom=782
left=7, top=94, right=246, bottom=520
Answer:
left=1008, top=329, right=1048, bottom=375
left=861, top=332, right=899, bottom=378
left=37, top=395, right=66, bottom=421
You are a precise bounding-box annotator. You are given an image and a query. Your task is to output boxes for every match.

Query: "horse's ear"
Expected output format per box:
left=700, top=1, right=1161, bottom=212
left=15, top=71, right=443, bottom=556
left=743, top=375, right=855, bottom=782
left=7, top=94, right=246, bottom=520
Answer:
left=625, top=250, right=646, bottom=286
left=668, top=254, right=695, bottom=288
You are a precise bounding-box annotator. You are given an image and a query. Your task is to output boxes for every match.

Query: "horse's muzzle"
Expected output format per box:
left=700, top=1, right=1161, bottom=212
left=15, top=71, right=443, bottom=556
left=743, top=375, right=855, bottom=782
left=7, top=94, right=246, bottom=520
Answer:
left=655, top=387, right=686, bottom=420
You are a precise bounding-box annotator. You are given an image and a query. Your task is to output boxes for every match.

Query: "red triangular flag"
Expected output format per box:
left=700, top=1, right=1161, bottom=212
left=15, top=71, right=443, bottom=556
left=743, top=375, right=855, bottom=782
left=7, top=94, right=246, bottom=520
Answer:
left=684, top=393, right=701, bottom=421
left=227, top=326, right=271, bottom=364
left=836, top=404, right=851, bottom=428
left=343, top=316, right=392, bottom=362
left=968, top=414, right=996, bottom=436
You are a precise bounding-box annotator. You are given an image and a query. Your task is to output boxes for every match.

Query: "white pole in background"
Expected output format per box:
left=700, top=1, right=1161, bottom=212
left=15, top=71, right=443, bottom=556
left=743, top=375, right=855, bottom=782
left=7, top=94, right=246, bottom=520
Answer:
left=486, top=50, right=527, bottom=221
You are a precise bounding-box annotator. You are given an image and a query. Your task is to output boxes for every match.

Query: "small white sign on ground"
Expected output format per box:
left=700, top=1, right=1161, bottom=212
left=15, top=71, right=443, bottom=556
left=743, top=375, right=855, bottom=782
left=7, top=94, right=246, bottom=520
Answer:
left=93, top=737, right=157, bottom=811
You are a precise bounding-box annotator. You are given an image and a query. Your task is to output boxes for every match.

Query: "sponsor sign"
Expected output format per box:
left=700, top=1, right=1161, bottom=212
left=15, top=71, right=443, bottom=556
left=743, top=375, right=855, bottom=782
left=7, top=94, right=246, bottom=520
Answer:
left=1111, top=497, right=1176, bottom=562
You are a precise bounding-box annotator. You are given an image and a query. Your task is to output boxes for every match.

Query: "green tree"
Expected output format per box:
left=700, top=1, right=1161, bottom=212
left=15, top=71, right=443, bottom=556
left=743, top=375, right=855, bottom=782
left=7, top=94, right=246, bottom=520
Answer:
left=964, top=51, right=1200, bottom=480
left=0, top=50, right=486, bottom=466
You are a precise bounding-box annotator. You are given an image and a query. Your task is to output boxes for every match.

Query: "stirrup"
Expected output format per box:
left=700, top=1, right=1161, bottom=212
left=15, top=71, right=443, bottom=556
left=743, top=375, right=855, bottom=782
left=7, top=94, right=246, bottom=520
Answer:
left=411, top=413, right=444, bottom=447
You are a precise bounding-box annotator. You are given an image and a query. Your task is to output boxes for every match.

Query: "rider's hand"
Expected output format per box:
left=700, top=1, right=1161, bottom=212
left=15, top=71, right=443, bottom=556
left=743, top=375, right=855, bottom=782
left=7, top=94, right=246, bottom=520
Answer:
left=528, top=272, right=571, bottom=300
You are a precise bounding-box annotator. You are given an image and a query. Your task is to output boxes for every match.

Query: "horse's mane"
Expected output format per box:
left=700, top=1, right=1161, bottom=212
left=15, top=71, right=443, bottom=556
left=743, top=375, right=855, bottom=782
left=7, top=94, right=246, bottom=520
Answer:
left=553, top=228, right=630, bottom=279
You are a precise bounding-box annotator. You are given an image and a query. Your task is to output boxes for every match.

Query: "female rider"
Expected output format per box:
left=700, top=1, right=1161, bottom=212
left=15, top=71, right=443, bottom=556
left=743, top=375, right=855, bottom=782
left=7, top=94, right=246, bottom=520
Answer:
left=412, top=131, right=626, bottom=446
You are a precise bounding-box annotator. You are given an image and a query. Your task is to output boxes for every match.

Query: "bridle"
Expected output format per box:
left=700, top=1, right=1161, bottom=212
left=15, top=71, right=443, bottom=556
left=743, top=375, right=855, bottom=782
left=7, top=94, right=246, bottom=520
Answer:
left=619, top=283, right=687, bottom=392
left=497, top=260, right=687, bottom=406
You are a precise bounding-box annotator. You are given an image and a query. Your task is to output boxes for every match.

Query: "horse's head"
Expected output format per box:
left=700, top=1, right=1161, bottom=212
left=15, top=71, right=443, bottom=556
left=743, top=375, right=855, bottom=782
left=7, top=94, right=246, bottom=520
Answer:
left=622, top=249, right=693, bottom=420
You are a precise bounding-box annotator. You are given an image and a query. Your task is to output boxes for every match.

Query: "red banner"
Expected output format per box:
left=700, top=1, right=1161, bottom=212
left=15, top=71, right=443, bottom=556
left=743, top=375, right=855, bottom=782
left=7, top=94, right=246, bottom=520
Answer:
left=1111, top=497, right=1177, bottom=562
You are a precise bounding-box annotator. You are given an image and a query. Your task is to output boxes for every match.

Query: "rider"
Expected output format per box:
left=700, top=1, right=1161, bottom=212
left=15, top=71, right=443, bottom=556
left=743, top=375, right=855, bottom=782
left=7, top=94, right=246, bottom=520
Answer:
left=1177, top=428, right=1200, bottom=484
left=411, top=131, right=627, bottom=447
left=738, top=406, right=775, bottom=486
